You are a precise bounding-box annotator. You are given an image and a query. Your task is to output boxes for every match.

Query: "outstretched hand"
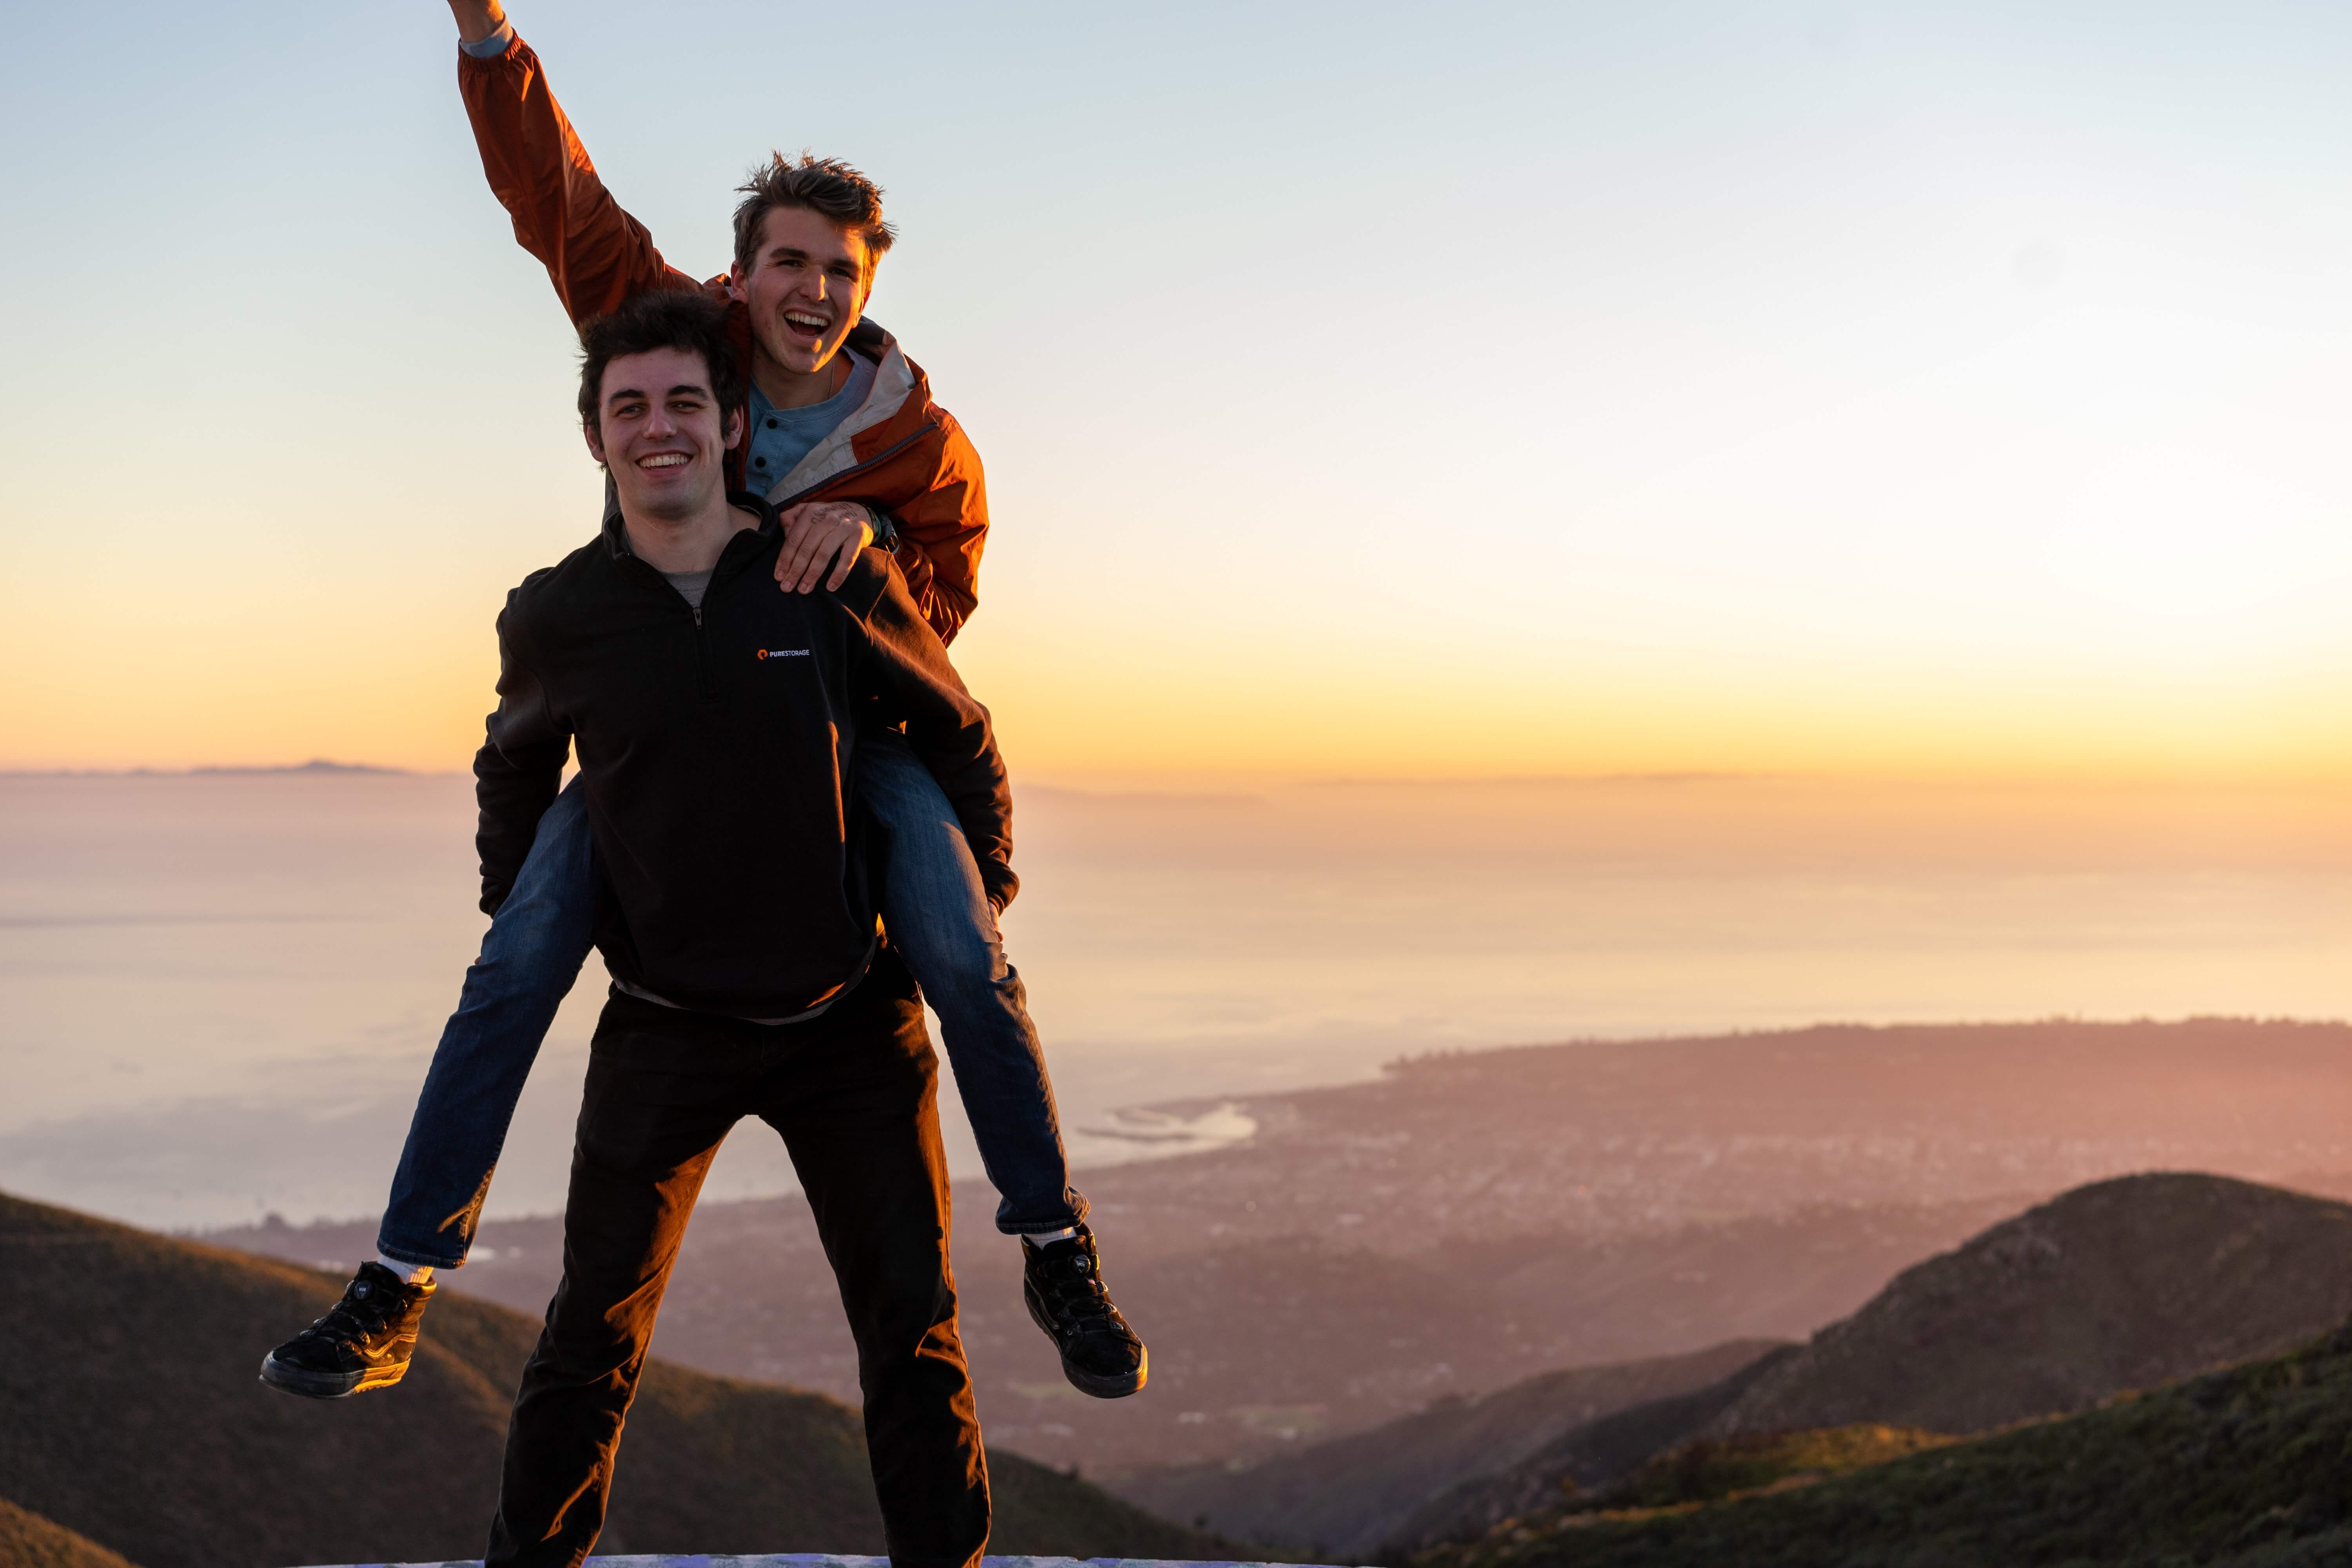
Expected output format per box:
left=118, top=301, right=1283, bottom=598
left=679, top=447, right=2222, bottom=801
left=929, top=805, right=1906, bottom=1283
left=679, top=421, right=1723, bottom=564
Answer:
left=447, top=0, right=509, bottom=46
left=776, top=502, right=877, bottom=593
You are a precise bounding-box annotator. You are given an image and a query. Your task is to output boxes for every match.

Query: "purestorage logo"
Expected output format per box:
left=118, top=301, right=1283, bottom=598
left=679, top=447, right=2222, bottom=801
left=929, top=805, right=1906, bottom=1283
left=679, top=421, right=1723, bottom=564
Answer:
left=756, top=648, right=812, bottom=660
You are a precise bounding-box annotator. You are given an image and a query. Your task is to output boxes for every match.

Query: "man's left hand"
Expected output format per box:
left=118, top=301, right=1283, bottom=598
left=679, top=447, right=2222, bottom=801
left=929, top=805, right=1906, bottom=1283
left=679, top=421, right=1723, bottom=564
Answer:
left=776, top=502, right=877, bottom=593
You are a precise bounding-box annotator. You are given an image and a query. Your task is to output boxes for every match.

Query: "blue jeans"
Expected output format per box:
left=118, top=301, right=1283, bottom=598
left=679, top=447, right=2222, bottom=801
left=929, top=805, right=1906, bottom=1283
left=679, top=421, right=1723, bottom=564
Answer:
left=376, top=732, right=1085, bottom=1268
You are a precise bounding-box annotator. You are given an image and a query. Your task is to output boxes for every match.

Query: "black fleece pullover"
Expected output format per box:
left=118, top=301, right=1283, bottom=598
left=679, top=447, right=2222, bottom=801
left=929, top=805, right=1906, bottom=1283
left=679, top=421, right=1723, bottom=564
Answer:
left=473, top=494, right=1014, bottom=1020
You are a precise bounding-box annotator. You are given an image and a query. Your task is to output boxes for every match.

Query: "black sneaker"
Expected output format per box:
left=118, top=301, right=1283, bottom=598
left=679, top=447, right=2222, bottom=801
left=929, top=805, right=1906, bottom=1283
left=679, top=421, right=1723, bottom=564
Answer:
left=1022, top=1226, right=1147, bottom=1399
left=258, top=1261, right=435, bottom=1399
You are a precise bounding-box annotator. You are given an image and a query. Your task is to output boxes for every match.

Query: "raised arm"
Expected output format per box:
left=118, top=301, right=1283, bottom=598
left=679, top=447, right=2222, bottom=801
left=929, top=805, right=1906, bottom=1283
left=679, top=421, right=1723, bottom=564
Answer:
left=473, top=596, right=573, bottom=913
left=840, top=555, right=1017, bottom=912
left=448, top=3, right=704, bottom=325
left=447, top=0, right=505, bottom=45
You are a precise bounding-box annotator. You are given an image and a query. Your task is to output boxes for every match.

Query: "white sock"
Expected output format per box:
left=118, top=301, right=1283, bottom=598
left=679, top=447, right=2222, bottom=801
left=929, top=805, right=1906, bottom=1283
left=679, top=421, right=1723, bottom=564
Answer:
left=1020, top=1227, right=1080, bottom=1249
left=376, top=1253, right=434, bottom=1286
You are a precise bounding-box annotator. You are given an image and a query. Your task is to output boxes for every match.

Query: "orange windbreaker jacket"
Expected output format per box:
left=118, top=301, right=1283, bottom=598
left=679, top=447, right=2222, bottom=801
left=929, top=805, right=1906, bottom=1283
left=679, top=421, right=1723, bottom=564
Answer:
left=458, top=33, right=987, bottom=643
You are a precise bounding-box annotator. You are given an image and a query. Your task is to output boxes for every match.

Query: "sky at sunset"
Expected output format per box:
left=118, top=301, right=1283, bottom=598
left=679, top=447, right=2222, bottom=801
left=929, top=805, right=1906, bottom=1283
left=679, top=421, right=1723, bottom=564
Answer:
left=4, top=1, right=2350, bottom=779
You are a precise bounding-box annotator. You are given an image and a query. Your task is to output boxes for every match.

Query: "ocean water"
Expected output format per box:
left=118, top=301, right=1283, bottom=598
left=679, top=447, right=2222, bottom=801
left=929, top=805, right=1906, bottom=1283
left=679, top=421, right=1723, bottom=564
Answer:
left=3, top=769, right=2347, bottom=1231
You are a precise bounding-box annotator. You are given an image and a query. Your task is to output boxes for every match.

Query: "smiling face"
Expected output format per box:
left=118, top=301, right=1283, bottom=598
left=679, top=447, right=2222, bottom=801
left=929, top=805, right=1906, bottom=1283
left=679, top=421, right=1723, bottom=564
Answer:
left=727, top=205, right=874, bottom=390
left=583, top=345, right=745, bottom=524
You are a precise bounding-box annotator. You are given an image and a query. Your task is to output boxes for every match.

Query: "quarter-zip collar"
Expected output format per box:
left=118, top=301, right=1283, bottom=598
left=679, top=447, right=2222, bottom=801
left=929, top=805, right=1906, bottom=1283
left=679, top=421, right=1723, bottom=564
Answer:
left=599, top=491, right=780, bottom=570
left=597, top=493, right=777, bottom=694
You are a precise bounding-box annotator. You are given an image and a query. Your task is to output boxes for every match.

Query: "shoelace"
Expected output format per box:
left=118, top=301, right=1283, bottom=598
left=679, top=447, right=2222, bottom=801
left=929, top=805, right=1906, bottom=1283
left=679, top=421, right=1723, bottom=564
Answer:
left=1040, top=1256, right=1120, bottom=1332
left=304, top=1284, right=400, bottom=1348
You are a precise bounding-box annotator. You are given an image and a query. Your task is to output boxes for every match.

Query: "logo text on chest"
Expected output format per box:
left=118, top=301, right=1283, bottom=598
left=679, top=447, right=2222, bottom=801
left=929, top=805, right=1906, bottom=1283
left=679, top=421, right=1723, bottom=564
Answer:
left=755, top=648, right=812, bottom=660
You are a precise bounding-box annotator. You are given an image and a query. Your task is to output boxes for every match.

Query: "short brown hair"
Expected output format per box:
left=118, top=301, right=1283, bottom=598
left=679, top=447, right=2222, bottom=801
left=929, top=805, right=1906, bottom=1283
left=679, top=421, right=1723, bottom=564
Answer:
left=575, top=289, right=746, bottom=436
left=731, top=152, right=896, bottom=279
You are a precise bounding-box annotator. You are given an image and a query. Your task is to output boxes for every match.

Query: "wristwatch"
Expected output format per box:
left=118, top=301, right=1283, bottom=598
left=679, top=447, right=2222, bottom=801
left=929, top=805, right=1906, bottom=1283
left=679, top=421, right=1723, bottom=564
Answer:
left=864, top=505, right=900, bottom=550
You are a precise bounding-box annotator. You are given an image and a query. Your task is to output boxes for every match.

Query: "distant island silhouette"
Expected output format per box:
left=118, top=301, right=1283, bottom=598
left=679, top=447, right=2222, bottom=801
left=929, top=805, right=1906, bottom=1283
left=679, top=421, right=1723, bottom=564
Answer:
left=189, top=759, right=405, bottom=776
left=1, top=759, right=410, bottom=777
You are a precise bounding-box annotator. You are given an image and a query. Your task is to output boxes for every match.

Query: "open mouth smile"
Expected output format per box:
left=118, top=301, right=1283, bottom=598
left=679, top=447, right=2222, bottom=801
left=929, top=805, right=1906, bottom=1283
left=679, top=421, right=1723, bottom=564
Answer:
left=782, top=309, right=830, bottom=340
left=637, top=452, right=690, bottom=471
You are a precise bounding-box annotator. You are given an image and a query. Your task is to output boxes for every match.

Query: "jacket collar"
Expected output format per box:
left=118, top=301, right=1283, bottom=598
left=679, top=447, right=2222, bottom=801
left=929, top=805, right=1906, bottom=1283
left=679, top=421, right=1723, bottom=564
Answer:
left=716, top=309, right=941, bottom=502
left=600, top=492, right=780, bottom=559
left=765, top=325, right=924, bottom=502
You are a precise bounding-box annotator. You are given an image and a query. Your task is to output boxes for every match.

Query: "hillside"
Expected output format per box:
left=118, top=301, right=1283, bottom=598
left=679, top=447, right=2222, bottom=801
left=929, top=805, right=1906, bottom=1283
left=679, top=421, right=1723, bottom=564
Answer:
left=1409, top=1314, right=2352, bottom=1568
left=218, top=1192, right=2012, bottom=1478
left=1704, top=1171, right=2352, bottom=1438
left=1116, top=1339, right=1784, bottom=1556
left=0, top=1192, right=1229, bottom=1568
left=211, top=1019, right=2352, bottom=1477
left=0, top=1497, right=134, bottom=1568
left=1394, top=1173, right=2352, bottom=1553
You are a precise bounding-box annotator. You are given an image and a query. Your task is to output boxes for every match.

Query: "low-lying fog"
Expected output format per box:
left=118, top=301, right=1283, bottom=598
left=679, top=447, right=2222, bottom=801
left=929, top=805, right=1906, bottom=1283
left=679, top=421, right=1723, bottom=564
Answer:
left=3, top=768, right=2347, bottom=1230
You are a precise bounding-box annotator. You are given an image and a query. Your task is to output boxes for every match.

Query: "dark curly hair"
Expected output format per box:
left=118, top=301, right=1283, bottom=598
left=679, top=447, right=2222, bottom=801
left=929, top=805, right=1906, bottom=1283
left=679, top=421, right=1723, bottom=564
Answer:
left=575, top=288, right=746, bottom=437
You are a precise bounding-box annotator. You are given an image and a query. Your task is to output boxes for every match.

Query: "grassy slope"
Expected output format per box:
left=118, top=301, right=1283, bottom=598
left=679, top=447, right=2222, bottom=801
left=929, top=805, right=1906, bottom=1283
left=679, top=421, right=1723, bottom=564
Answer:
left=0, top=1497, right=136, bottom=1568
left=1387, top=1339, right=1804, bottom=1552
left=1412, top=1318, right=2352, bottom=1568
left=1391, top=1173, right=2352, bottom=1557
left=1703, top=1172, right=2352, bottom=1440
left=1119, top=1339, right=1786, bottom=1556
left=1552, top=1424, right=1958, bottom=1517
left=0, top=1192, right=1226, bottom=1568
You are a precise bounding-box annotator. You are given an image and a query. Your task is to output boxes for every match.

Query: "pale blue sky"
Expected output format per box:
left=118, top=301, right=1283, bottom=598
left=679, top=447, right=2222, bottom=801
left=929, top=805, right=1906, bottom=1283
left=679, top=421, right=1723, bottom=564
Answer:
left=4, top=2, right=2351, bottom=774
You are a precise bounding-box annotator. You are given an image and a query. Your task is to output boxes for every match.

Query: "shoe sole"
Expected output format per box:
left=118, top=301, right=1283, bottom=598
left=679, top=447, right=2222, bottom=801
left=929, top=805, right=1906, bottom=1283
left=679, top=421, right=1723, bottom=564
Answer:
left=1067, top=1344, right=1147, bottom=1399
left=1024, top=1295, right=1148, bottom=1399
left=257, top=1352, right=408, bottom=1400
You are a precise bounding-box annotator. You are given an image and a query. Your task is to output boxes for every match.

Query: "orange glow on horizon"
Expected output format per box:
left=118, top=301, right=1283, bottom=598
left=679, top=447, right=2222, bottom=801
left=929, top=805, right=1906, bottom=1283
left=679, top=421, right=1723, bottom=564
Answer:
left=6, top=595, right=2347, bottom=787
